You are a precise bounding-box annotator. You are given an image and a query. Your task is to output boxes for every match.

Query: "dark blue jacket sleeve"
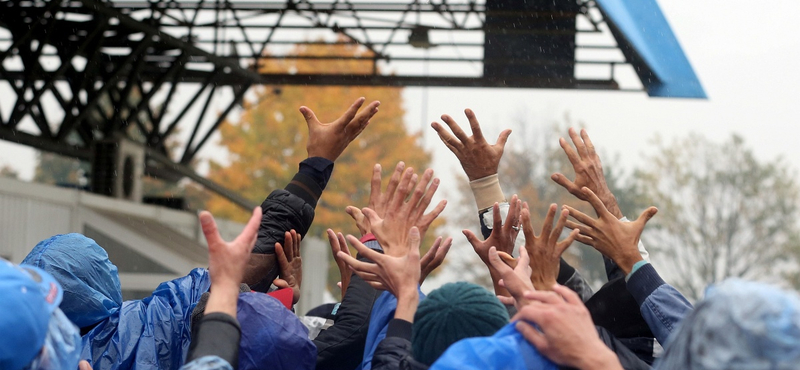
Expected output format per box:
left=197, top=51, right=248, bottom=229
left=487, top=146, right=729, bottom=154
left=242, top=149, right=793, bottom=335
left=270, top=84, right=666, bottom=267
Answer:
left=626, top=263, right=693, bottom=345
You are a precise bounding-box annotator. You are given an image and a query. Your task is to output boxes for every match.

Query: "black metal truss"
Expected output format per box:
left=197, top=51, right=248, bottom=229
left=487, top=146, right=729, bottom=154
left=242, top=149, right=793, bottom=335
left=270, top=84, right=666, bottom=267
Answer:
left=0, top=0, right=259, bottom=208
left=0, top=0, right=634, bottom=209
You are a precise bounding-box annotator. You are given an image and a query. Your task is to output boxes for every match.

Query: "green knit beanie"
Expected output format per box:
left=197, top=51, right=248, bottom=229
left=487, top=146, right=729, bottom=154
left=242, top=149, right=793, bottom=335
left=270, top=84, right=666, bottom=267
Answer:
left=411, top=282, right=510, bottom=365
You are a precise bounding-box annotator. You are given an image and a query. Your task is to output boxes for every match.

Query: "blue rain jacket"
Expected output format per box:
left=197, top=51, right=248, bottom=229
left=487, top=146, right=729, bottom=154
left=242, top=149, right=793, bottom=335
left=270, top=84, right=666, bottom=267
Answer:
left=429, top=323, right=557, bottom=370
left=237, top=292, right=316, bottom=370
left=654, top=279, right=800, bottom=370
left=23, top=234, right=210, bottom=370
left=360, top=290, right=425, bottom=370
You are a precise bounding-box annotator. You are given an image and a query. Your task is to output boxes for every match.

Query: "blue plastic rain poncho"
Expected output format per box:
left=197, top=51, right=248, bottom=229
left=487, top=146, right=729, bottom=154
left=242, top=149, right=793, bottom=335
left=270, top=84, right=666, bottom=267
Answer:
left=237, top=292, right=316, bottom=370
left=654, top=279, right=800, bottom=370
left=23, top=234, right=211, bottom=370
left=429, top=323, right=557, bottom=370
left=360, top=290, right=426, bottom=370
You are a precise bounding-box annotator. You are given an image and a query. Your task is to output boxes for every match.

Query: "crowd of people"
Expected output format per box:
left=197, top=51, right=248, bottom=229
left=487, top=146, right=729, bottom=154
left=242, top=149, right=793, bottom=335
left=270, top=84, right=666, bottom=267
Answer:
left=2, top=97, right=800, bottom=370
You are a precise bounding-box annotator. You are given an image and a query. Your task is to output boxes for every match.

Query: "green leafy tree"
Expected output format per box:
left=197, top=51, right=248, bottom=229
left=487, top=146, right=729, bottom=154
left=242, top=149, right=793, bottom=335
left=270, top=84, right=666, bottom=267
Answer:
left=634, top=134, right=800, bottom=299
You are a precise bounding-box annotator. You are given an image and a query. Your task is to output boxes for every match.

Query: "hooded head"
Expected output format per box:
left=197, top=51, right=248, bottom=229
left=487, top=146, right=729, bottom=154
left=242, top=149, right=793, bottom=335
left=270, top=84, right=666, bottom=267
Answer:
left=0, top=259, right=81, bottom=370
left=412, top=282, right=510, bottom=365
left=237, top=292, right=316, bottom=370
left=23, top=233, right=123, bottom=328
left=655, top=279, right=800, bottom=370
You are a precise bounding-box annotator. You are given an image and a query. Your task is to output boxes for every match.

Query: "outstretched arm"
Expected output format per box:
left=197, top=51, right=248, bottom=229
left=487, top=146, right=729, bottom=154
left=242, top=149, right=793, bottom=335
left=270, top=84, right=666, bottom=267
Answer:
left=565, top=187, right=692, bottom=344
left=184, top=208, right=262, bottom=370
left=244, top=97, right=380, bottom=292
left=553, top=128, right=651, bottom=280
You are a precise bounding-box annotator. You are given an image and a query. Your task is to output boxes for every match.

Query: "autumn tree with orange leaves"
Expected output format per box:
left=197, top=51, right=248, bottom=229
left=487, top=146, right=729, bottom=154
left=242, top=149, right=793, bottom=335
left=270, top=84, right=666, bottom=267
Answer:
left=206, top=41, right=443, bottom=295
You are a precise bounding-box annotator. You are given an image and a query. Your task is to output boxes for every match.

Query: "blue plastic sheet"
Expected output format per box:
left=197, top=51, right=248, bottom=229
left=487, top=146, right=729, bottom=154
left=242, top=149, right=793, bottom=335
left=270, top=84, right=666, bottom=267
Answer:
left=430, top=323, right=556, bottom=370
left=23, top=234, right=123, bottom=328
left=237, top=292, right=316, bottom=370
left=654, top=279, right=800, bottom=370
left=360, top=290, right=426, bottom=370
left=23, top=234, right=211, bottom=370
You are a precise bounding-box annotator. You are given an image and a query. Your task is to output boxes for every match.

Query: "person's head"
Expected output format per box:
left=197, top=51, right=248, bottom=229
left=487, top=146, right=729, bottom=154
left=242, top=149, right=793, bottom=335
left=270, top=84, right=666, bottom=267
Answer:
left=412, top=282, right=510, bottom=365
left=23, top=233, right=123, bottom=329
left=656, top=279, right=800, bottom=370
left=0, top=259, right=82, bottom=370
left=237, top=292, right=316, bottom=370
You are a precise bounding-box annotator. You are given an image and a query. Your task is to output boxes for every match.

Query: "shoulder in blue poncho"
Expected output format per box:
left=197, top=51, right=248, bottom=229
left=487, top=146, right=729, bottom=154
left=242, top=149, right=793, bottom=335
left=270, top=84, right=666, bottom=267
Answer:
left=23, top=233, right=211, bottom=370
left=429, top=323, right=557, bottom=370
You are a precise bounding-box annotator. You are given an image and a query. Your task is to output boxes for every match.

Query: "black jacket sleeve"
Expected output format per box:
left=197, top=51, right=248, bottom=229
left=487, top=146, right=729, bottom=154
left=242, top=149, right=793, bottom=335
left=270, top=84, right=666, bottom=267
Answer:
left=248, top=158, right=333, bottom=292
left=314, top=257, right=384, bottom=370
left=557, top=326, right=650, bottom=370
left=186, top=312, right=241, bottom=369
left=372, top=319, right=429, bottom=370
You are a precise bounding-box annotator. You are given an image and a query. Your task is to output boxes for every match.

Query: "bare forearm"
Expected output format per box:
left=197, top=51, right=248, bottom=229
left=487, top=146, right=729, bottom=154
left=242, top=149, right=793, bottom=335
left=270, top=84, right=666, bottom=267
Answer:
left=394, top=290, right=419, bottom=323
left=205, top=282, right=240, bottom=318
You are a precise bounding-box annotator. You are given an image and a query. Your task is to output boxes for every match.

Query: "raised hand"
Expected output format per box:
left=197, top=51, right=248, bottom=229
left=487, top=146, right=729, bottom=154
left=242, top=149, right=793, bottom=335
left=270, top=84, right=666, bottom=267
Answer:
left=274, top=230, right=302, bottom=304
left=337, top=228, right=423, bottom=300
left=552, top=128, right=623, bottom=219
left=523, top=203, right=579, bottom=291
left=564, top=187, right=657, bottom=274
left=327, top=229, right=352, bottom=298
left=487, top=246, right=533, bottom=309
left=200, top=207, right=262, bottom=316
left=431, top=109, right=512, bottom=181
left=301, top=97, right=381, bottom=162
left=363, top=165, right=446, bottom=256
left=463, top=195, right=522, bottom=264
left=345, top=206, right=370, bottom=236
left=419, top=236, right=453, bottom=285
left=514, top=285, right=623, bottom=370
left=343, top=162, right=407, bottom=237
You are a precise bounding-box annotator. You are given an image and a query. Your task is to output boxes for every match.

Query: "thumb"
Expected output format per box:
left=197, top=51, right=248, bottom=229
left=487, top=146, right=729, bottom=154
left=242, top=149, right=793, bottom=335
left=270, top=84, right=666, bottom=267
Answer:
left=462, top=229, right=481, bottom=249
left=299, top=106, right=320, bottom=125
left=274, top=279, right=289, bottom=289
left=633, top=207, right=658, bottom=237
left=496, top=129, right=512, bottom=149
left=635, top=207, right=658, bottom=228
left=199, top=211, right=222, bottom=247
left=487, top=246, right=506, bottom=272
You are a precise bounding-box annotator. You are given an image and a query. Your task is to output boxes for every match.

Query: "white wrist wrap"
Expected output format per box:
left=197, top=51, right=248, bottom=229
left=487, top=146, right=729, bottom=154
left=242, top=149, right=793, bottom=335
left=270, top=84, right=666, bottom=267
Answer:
left=469, top=174, right=506, bottom=211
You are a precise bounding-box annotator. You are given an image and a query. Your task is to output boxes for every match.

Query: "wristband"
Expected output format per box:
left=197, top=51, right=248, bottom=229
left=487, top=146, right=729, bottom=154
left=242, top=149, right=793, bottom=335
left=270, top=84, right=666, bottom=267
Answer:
left=469, top=174, right=506, bottom=211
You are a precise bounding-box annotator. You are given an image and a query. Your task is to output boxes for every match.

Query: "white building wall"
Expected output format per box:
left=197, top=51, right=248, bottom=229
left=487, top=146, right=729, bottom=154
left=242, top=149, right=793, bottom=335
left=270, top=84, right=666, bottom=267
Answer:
left=0, top=177, right=332, bottom=304
left=0, top=190, right=74, bottom=262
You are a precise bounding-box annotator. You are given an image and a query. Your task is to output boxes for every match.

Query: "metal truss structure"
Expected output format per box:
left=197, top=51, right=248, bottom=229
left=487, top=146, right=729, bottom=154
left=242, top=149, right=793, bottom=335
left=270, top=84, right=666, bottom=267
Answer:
left=0, top=0, right=637, bottom=209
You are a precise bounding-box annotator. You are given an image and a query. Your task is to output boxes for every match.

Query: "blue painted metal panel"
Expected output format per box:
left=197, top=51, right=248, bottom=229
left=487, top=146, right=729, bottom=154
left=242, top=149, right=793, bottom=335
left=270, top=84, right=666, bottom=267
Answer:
left=597, top=0, right=707, bottom=98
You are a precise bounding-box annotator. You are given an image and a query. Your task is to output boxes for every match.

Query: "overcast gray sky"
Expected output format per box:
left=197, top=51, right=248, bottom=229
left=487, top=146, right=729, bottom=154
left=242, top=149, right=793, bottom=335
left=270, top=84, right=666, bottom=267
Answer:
left=2, top=0, right=798, bottom=198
